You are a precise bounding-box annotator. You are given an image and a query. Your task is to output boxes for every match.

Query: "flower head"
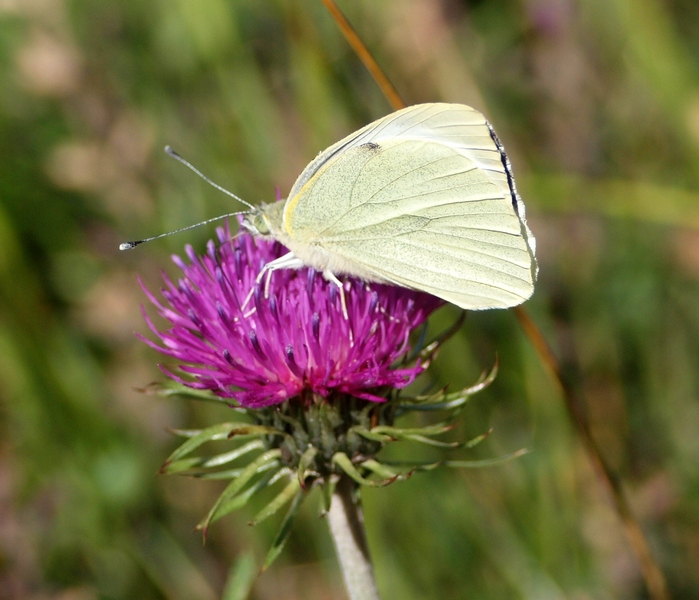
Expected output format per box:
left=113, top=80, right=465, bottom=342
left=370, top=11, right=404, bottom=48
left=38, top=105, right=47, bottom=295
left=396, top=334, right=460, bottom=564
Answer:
left=140, top=221, right=442, bottom=409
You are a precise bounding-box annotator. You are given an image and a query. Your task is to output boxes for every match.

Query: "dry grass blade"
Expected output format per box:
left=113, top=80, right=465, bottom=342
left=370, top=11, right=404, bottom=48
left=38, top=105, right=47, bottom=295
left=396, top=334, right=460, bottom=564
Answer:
left=319, top=0, right=405, bottom=111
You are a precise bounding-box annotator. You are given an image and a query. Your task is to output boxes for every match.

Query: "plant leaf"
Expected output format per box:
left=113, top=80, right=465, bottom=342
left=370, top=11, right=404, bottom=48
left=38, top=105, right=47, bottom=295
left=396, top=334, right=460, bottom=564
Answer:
left=349, top=427, right=393, bottom=443
left=361, top=459, right=405, bottom=479
left=297, top=446, right=319, bottom=487
left=399, top=360, right=498, bottom=412
left=332, top=453, right=397, bottom=487
left=162, top=439, right=266, bottom=475
left=213, top=472, right=277, bottom=520
left=249, top=476, right=302, bottom=526
left=371, top=423, right=454, bottom=436
left=163, top=424, right=283, bottom=468
left=197, top=449, right=282, bottom=533
left=262, top=490, right=305, bottom=572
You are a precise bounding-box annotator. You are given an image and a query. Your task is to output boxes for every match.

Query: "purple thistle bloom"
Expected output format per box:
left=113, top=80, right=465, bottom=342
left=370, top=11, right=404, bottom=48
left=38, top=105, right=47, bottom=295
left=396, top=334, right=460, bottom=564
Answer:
left=140, top=220, right=442, bottom=409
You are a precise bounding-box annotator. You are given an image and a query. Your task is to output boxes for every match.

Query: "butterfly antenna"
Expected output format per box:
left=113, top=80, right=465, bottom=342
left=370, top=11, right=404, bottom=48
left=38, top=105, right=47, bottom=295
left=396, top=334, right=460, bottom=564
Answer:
left=164, top=146, right=255, bottom=210
left=119, top=146, right=256, bottom=251
left=119, top=211, right=248, bottom=250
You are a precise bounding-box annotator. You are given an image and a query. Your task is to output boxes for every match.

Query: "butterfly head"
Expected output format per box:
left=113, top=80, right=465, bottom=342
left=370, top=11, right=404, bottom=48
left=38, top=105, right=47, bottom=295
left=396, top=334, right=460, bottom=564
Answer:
left=240, top=206, right=271, bottom=238
left=240, top=199, right=286, bottom=241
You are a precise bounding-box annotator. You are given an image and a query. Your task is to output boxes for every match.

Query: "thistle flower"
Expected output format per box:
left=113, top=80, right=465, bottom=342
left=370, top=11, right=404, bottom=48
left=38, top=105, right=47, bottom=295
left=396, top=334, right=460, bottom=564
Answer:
left=140, top=220, right=442, bottom=409
left=138, top=219, right=501, bottom=574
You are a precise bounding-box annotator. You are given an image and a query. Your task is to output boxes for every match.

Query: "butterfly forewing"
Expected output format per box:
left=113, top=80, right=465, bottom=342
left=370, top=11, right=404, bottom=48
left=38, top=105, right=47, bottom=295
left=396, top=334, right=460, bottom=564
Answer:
left=288, top=104, right=506, bottom=198
left=275, top=103, right=537, bottom=310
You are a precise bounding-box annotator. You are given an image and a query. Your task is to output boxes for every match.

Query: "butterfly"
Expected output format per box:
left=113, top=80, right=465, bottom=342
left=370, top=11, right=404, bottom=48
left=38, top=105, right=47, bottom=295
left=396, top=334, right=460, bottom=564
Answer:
left=240, top=102, right=537, bottom=311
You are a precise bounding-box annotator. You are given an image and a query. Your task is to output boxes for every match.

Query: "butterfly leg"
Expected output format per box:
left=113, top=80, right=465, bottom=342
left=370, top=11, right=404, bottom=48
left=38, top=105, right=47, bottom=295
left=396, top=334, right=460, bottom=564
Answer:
left=322, top=270, right=348, bottom=320
left=242, top=252, right=305, bottom=313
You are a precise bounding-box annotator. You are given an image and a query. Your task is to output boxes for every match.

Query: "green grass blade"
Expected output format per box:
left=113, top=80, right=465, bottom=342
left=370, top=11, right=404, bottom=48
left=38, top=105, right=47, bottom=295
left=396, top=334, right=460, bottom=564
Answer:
left=222, top=550, right=257, bottom=600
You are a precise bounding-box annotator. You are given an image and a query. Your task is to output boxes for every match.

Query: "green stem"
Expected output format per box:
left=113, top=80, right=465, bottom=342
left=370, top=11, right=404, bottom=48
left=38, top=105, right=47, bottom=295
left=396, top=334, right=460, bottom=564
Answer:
left=326, top=477, right=380, bottom=600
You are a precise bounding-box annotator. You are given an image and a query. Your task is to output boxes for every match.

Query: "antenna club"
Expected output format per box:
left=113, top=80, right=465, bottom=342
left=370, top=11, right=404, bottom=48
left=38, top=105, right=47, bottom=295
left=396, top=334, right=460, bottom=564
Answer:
left=119, top=241, right=139, bottom=251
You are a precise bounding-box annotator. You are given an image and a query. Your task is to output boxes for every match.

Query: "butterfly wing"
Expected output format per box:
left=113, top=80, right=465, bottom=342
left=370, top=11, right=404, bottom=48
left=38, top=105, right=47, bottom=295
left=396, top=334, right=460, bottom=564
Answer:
left=289, top=103, right=507, bottom=197
left=280, top=103, right=537, bottom=310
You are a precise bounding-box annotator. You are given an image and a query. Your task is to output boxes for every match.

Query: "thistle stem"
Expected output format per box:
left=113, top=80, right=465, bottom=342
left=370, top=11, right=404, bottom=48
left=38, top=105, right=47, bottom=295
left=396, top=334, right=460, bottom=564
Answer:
left=327, top=477, right=380, bottom=600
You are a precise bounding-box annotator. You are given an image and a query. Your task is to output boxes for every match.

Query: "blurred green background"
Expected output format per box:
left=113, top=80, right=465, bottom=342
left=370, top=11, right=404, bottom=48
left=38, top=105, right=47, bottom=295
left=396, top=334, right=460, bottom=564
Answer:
left=2, top=0, right=699, bottom=598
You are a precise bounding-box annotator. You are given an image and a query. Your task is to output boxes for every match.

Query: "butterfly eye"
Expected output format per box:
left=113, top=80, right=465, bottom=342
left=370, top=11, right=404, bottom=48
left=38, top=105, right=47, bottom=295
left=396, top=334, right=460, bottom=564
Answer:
left=241, top=211, right=271, bottom=237
left=254, top=213, right=271, bottom=235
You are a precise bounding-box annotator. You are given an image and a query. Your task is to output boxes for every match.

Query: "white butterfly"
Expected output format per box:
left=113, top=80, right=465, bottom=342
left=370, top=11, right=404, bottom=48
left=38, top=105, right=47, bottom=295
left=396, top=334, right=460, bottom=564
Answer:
left=248, top=103, right=538, bottom=310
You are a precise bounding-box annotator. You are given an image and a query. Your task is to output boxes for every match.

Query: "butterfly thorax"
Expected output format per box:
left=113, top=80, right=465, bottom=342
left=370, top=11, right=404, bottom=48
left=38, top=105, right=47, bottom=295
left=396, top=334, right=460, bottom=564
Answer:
left=242, top=199, right=388, bottom=283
